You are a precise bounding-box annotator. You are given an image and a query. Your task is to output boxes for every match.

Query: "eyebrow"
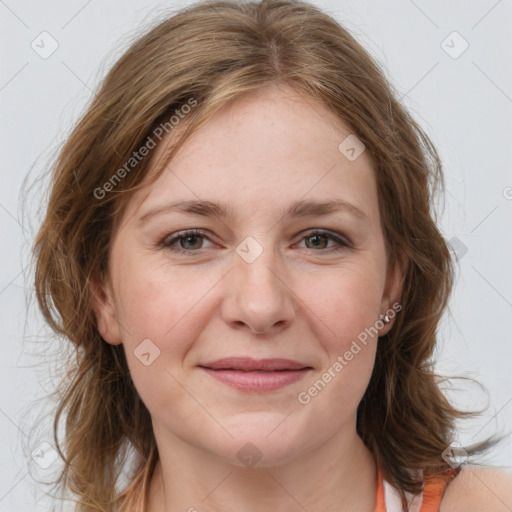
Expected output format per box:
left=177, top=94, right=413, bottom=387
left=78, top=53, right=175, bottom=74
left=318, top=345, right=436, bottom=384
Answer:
left=138, top=198, right=369, bottom=224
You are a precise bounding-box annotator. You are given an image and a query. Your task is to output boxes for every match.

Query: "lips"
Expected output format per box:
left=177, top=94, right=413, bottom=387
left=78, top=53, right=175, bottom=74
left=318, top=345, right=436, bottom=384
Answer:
left=198, top=357, right=313, bottom=392
left=199, top=357, right=311, bottom=371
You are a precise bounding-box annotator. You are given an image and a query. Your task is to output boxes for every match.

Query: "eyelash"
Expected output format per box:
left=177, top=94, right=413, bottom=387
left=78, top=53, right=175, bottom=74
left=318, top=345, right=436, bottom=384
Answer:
left=159, top=229, right=352, bottom=255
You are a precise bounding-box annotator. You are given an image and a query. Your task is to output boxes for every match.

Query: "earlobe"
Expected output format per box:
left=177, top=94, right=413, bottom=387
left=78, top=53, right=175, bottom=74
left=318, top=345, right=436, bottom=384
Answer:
left=89, top=272, right=123, bottom=345
left=378, top=249, right=408, bottom=335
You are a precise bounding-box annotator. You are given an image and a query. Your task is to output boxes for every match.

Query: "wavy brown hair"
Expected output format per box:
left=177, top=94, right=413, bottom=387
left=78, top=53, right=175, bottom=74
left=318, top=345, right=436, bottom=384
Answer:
left=32, top=0, right=491, bottom=510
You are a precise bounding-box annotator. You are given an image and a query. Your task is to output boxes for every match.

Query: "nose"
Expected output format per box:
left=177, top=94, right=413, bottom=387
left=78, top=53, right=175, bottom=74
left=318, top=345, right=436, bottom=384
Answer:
left=220, top=241, right=297, bottom=336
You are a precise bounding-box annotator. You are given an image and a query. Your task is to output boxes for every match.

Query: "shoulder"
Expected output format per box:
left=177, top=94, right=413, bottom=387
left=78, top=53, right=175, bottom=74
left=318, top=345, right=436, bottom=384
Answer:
left=440, top=465, right=512, bottom=512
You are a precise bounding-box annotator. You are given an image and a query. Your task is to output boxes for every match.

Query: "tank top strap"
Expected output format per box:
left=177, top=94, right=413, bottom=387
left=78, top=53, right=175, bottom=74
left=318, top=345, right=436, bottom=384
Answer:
left=374, top=465, right=387, bottom=512
left=419, top=469, right=457, bottom=511
left=375, top=466, right=457, bottom=512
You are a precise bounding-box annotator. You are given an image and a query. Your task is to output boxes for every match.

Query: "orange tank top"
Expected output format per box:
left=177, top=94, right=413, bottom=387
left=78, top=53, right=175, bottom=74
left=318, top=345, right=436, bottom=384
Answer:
left=374, top=466, right=457, bottom=512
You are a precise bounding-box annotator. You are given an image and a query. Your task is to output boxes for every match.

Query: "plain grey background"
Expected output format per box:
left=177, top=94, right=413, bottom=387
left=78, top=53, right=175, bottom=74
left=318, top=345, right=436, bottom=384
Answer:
left=1, top=0, right=511, bottom=510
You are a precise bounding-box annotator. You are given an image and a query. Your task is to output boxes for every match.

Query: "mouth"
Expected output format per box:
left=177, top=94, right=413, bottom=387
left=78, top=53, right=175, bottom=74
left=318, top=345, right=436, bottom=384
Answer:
left=198, top=357, right=313, bottom=392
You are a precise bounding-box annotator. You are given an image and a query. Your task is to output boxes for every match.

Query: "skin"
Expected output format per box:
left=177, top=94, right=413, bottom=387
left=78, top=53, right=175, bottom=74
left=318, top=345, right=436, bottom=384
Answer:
left=91, top=83, right=512, bottom=511
left=440, top=466, right=512, bottom=512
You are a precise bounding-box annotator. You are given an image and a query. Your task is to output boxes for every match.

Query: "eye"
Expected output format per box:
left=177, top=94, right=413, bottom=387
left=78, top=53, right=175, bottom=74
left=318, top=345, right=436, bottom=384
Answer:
left=159, top=228, right=352, bottom=255
left=296, top=230, right=351, bottom=252
left=160, top=229, right=214, bottom=253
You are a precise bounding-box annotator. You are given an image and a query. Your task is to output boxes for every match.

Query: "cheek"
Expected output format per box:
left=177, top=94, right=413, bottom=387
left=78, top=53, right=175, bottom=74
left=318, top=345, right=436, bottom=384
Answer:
left=114, top=253, right=207, bottom=345
left=111, top=256, right=215, bottom=405
left=307, top=259, right=384, bottom=347
left=295, top=261, right=383, bottom=406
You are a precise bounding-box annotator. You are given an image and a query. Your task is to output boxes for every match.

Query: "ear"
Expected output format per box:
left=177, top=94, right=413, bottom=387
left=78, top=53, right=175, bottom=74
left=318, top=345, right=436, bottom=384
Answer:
left=378, top=248, right=407, bottom=336
left=89, top=271, right=123, bottom=345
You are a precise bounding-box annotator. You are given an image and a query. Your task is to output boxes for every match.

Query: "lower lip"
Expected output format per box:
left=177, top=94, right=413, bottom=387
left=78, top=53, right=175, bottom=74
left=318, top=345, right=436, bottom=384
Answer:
left=200, top=368, right=311, bottom=392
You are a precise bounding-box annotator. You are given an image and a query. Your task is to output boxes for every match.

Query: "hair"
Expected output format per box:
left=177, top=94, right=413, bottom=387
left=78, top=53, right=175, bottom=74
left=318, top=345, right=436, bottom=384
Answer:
left=31, top=0, right=493, bottom=510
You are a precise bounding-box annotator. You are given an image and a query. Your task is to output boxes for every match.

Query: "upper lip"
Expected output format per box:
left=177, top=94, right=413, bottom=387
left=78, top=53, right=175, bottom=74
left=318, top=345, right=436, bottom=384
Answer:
left=199, top=357, right=311, bottom=371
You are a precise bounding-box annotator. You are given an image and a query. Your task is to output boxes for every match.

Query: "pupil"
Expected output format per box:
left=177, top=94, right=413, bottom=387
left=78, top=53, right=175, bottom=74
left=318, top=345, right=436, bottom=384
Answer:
left=309, top=235, right=325, bottom=248
left=183, top=236, right=201, bottom=249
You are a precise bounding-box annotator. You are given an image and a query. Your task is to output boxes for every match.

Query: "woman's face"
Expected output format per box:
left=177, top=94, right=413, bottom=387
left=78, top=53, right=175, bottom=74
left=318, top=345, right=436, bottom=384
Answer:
left=92, top=84, right=404, bottom=467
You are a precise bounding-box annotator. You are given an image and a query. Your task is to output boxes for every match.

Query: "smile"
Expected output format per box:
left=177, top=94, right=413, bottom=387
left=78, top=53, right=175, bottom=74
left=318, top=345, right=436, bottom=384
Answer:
left=199, top=367, right=312, bottom=392
left=198, top=357, right=313, bottom=392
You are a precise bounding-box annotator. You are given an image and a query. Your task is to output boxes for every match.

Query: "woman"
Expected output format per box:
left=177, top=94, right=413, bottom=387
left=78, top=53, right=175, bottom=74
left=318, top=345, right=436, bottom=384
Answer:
left=32, top=0, right=511, bottom=510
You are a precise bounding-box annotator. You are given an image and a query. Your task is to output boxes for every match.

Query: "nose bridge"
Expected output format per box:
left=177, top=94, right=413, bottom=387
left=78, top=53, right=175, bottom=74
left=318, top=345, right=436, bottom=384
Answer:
left=235, top=234, right=285, bottom=304
left=222, top=233, right=296, bottom=334
left=240, top=243, right=279, bottom=293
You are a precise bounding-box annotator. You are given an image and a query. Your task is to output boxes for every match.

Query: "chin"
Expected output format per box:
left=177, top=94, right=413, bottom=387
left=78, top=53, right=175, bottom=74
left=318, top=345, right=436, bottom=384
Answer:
left=205, top=412, right=313, bottom=468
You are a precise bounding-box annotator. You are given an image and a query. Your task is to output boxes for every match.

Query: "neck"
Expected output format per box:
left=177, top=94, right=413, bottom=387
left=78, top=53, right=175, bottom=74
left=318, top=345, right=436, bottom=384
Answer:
left=146, top=422, right=377, bottom=512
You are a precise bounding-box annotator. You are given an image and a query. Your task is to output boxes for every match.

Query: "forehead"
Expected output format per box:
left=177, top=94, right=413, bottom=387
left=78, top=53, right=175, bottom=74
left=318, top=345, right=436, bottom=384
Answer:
left=121, top=84, right=379, bottom=227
